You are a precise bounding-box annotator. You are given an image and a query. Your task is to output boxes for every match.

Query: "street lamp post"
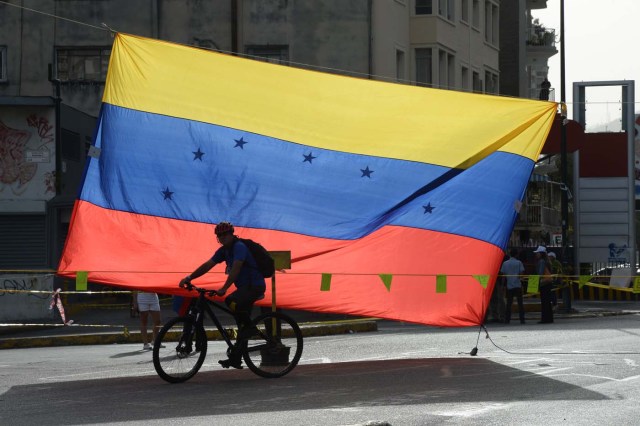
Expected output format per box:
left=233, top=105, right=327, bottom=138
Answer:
left=559, top=0, right=572, bottom=312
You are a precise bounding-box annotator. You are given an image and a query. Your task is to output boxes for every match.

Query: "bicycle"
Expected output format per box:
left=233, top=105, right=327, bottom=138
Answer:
left=152, top=283, right=303, bottom=383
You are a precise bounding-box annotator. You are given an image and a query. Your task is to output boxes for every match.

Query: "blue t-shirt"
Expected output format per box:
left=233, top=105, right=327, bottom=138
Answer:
left=500, top=257, right=525, bottom=290
left=211, top=240, right=266, bottom=289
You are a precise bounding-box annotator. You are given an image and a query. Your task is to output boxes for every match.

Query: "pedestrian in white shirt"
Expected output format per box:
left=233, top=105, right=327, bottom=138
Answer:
left=133, top=291, right=162, bottom=350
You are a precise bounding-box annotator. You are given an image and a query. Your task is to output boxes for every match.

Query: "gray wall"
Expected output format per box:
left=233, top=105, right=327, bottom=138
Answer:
left=499, top=0, right=524, bottom=97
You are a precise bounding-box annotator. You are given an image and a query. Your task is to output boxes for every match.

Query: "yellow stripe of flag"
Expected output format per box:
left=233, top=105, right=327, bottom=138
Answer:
left=104, top=33, right=557, bottom=167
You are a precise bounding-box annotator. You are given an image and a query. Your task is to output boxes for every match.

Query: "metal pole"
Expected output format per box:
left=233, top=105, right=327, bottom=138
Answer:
left=559, top=0, right=572, bottom=312
left=624, top=82, right=636, bottom=275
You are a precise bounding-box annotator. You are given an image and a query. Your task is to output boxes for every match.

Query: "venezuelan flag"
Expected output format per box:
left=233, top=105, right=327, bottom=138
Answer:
left=58, top=34, right=556, bottom=326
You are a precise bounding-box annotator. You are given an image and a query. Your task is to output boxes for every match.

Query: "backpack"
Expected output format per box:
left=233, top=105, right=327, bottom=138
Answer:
left=236, top=238, right=275, bottom=278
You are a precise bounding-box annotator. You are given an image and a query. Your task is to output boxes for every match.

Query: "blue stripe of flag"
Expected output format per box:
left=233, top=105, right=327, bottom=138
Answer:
left=81, top=104, right=533, bottom=245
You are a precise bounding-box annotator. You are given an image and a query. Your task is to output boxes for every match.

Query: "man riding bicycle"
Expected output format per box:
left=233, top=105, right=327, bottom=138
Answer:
left=179, top=221, right=266, bottom=369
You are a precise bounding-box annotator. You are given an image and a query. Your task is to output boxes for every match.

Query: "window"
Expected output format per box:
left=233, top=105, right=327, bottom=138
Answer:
left=56, top=48, right=111, bottom=82
left=472, top=0, right=480, bottom=28
left=484, top=70, right=498, bottom=94
left=61, top=129, right=81, bottom=162
left=461, top=65, right=469, bottom=91
left=245, top=45, right=289, bottom=65
left=491, top=2, right=499, bottom=45
left=448, top=53, right=455, bottom=88
left=461, top=0, right=469, bottom=23
left=415, top=48, right=433, bottom=87
left=415, top=0, right=432, bottom=15
left=484, top=1, right=499, bottom=46
left=438, top=49, right=455, bottom=90
left=0, top=46, right=7, bottom=82
left=472, top=71, right=482, bottom=93
left=396, top=49, right=405, bottom=81
left=438, top=0, right=454, bottom=21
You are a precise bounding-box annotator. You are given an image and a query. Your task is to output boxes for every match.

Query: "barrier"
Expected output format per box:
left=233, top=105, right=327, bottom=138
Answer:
left=1, top=269, right=638, bottom=333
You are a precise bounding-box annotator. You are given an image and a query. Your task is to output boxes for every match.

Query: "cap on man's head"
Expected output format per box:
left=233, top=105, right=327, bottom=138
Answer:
left=533, top=245, right=547, bottom=253
left=548, top=252, right=556, bottom=258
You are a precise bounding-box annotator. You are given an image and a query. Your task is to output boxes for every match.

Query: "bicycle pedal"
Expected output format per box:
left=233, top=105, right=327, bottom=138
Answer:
left=218, top=358, right=243, bottom=369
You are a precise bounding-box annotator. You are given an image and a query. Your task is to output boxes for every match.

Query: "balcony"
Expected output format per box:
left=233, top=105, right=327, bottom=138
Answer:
left=526, top=26, right=558, bottom=60
left=526, top=0, right=549, bottom=11
left=526, top=26, right=556, bottom=48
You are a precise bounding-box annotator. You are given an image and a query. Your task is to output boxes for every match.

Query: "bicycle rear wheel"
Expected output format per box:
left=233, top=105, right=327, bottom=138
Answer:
left=242, top=311, right=303, bottom=378
left=153, top=316, right=207, bottom=383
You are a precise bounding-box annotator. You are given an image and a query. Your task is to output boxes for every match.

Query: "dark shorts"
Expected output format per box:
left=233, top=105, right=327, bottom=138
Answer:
left=225, top=285, right=265, bottom=314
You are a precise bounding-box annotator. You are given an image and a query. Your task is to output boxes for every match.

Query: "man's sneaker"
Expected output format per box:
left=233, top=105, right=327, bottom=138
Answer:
left=143, top=343, right=152, bottom=350
left=218, top=357, right=243, bottom=369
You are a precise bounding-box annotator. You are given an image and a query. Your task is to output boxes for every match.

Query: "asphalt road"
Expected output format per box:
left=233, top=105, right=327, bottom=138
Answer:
left=2, top=315, right=640, bottom=425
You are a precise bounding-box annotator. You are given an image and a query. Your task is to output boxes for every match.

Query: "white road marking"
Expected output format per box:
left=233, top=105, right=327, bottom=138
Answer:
left=534, top=367, right=574, bottom=375
left=301, top=357, right=332, bottom=364
left=39, top=369, right=127, bottom=380
left=435, top=402, right=509, bottom=418
left=504, top=358, right=550, bottom=365
left=624, top=358, right=638, bottom=367
left=547, top=373, right=640, bottom=382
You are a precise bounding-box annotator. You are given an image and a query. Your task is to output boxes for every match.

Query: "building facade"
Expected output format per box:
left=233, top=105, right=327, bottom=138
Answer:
left=499, top=0, right=561, bottom=250
left=0, top=0, right=502, bottom=274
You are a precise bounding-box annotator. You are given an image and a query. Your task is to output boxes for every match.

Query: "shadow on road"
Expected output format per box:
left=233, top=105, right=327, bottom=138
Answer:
left=109, top=349, right=151, bottom=358
left=1, top=357, right=606, bottom=425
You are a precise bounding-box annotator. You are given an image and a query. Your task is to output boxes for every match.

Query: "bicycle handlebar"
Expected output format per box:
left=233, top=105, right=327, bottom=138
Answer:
left=179, top=281, right=218, bottom=297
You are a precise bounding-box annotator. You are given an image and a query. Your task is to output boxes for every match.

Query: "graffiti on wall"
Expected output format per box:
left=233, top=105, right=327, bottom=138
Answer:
left=0, top=107, right=56, bottom=199
left=0, top=274, right=54, bottom=321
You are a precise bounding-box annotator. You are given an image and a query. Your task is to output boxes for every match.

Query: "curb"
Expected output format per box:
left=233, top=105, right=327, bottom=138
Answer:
left=487, top=310, right=637, bottom=325
left=0, top=319, right=378, bottom=350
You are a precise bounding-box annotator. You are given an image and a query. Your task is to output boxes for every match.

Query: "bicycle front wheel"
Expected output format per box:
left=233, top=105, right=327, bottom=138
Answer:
left=153, top=316, right=207, bottom=383
left=242, top=311, right=303, bottom=378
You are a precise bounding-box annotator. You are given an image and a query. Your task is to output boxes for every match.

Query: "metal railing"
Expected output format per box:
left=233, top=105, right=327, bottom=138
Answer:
left=529, top=87, right=555, bottom=101
left=526, top=26, right=556, bottom=48
left=516, top=204, right=561, bottom=227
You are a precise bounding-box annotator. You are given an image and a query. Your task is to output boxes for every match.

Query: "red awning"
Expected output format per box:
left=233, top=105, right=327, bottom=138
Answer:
left=541, top=114, right=585, bottom=155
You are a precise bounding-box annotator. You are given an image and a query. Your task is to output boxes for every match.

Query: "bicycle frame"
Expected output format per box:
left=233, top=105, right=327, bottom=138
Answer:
left=188, top=291, right=239, bottom=350
left=154, top=284, right=303, bottom=381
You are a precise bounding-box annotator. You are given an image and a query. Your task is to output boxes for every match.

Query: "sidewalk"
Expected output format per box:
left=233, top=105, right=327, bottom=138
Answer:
left=1, top=300, right=639, bottom=349
left=485, top=299, right=640, bottom=324
left=0, top=303, right=378, bottom=349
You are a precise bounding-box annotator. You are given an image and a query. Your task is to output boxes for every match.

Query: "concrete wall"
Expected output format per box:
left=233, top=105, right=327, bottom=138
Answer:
left=372, top=0, right=408, bottom=80
left=239, top=0, right=371, bottom=75
left=160, top=0, right=232, bottom=48
left=0, top=274, right=54, bottom=321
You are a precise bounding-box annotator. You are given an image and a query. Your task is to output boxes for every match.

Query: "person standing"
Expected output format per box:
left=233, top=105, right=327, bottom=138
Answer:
left=501, top=248, right=526, bottom=324
left=534, top=246, right=554, bottom=324
left=539, top=78, right=551, bottom=101
left=133, top=291, right=162, bottom=350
